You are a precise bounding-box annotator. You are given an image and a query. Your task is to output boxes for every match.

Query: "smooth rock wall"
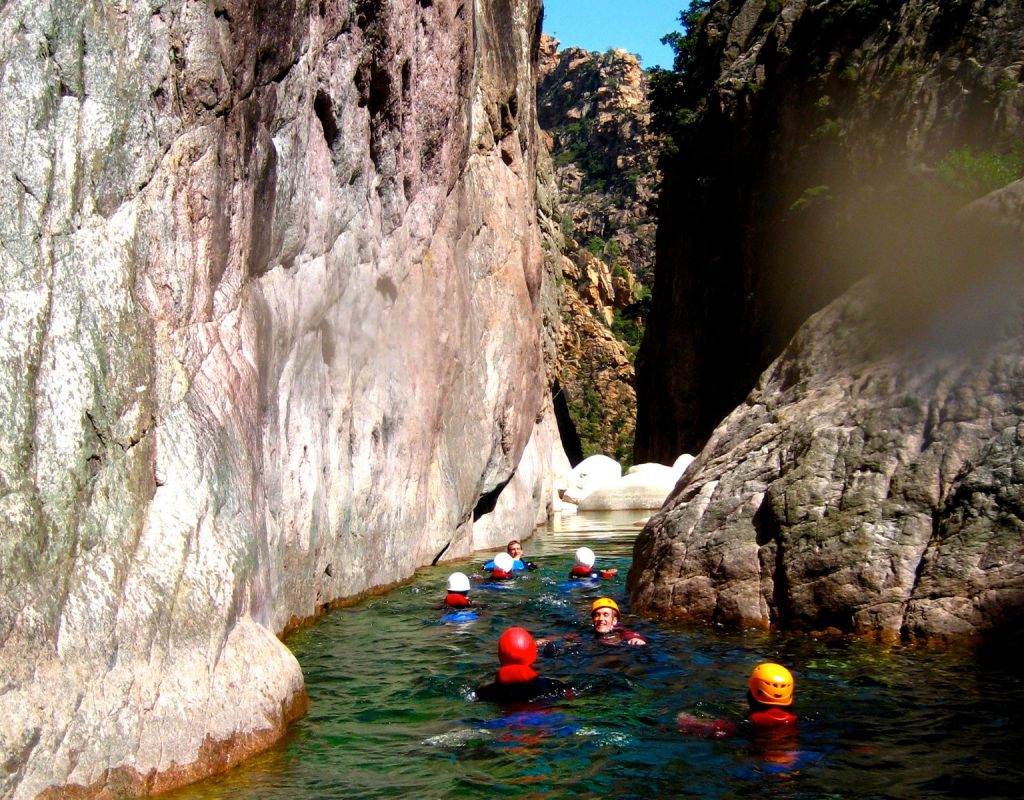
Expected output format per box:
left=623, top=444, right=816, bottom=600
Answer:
left=0, top=0, right=551, bottom=796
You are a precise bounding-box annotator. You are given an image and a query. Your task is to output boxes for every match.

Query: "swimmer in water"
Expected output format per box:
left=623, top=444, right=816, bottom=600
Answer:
left=482, top=551, right=517, bottom=579
left=439, top=572, right=474, bottom=609
left=538, top=597, right=645, bottom=656
left=484, top=540, right=538, bottom=572
left=676, top=662, right=798, bottom=738
left=746, top=662, right=797, bottom=726
left=589, top=597, right=646, bottom=646
left=475, top=627, right=573, bottom=705
left=567, top=546, right=617, bottom=580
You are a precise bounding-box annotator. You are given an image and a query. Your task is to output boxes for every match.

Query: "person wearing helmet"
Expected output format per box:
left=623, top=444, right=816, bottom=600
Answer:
left=676, top=662, right=798, bottom=739
left=484, top=551, right=517, bottom=579
left=441, top=572, right=474, bottom=609
left=539, top=597, right=645, bottom=656
left=568, top=546, right=617, bottom=580
left=475, top=627, right=573, bottom=705
left=483, top=540, right=538, bottom=572
left=747, top=662, right=797, bottom=726
left=590, top=597, right=645, bottom=646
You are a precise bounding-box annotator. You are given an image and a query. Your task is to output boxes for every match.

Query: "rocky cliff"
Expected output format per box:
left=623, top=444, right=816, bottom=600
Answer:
left=0, top=0, right=553, bottom=796
left=630, top=179, right=1024, bottom=643
left=537, top=35, right=660, bottom=464
left=629, top=0, right=1024, bottom=643
left=635, top=0, right=1024, bottom=460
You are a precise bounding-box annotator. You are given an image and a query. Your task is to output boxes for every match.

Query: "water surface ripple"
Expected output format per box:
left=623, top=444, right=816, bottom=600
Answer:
left=168, top=511, right=1024, bottom=800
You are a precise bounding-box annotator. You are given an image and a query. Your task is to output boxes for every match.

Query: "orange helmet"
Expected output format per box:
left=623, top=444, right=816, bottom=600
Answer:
left=748, top=663, right=794, bottom=706
left=591, top=597, right=620, bottom=616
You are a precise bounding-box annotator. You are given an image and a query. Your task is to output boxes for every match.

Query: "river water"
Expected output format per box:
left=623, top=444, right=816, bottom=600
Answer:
left=168, top=511, right=1024, bottom=800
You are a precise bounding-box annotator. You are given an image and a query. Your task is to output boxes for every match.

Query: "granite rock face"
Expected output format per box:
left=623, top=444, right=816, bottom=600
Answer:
left=0, top=0, right=552, bottom=796
left=629, top=181, right=1024, bottom=643
left=636, top=0, right=1024, bottom=460
left=537, top=35, right=660, bottom=463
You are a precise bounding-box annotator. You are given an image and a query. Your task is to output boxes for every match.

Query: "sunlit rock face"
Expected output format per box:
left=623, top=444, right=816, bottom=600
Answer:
left=537, top=34, right=659, bottom=464
left=630, top=181, right=1024, bottom=644
left=0, top=0, right=551, bottom=796
left=635, top=0, right=1024, bottom=461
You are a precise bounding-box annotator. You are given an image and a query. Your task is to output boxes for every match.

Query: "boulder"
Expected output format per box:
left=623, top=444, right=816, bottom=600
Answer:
left=561, top=454, right=622, bottom=505
left=630, top=179, right=1024, bottom=644
left=578, top=462, right=683, bottom=511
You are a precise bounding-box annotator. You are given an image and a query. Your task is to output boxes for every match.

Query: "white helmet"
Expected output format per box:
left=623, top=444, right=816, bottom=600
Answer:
left=575, top=546, right=596, bottom=568
left=494, top=552, right=515, bottom=572
left=446, top=572, right=471, bottom=593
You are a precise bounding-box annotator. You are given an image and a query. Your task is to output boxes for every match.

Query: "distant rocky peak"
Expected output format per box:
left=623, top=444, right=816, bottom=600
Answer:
left=537, top=34, right=661, bottom=464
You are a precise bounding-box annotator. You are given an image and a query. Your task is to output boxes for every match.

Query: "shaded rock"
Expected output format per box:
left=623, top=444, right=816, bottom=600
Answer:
left=636, top=0, right=1024, bottom=461
left=629, top=183, right=1024, bottom=643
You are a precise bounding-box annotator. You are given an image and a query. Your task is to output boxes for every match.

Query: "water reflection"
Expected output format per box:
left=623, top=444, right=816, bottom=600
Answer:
left=166, top=512, right=1024, bottom=800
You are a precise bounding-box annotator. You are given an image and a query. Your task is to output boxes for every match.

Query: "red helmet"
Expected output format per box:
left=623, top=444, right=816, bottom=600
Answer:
left=498, top=627, right=538, bottom=666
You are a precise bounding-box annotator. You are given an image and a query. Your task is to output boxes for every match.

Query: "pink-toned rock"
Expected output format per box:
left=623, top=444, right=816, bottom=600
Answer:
left=0, top=1, right=554, bottom=797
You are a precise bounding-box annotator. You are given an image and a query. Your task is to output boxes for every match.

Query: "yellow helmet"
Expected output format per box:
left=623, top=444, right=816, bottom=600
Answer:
left=591, top=597, right=620, bottom=616
left=748, top=662, right=794, bottom=706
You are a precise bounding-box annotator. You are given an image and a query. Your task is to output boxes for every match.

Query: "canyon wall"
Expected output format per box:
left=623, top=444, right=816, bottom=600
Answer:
left=537, top=35, right=660, bottom=464
left=630, top=0, right=1024, bottom=642
left=635, top=0, right=1024, bottom=459
left=0, top=0, right=554, bottom=796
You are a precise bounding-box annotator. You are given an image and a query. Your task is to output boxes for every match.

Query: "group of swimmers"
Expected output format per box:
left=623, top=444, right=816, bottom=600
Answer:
left=441, top=539, right=799, bottom=736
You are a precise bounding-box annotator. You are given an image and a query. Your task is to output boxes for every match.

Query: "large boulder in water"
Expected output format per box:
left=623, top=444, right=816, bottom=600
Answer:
left=629, top=182, right=1024, bottom=644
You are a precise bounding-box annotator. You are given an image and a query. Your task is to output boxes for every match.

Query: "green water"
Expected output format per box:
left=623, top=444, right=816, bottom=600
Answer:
left=169, top=511, right=1024, bottom=800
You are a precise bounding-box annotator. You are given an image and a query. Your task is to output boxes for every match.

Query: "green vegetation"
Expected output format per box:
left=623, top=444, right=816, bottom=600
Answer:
left=840, top=63, right=860, bottom=82
left=611, top=309, right=643, bottom=353
left=586, top=236, right=607, bottom=257
left=584, top=236, right=625, bottom=263
left=568, top=387, right=605, bottom=461
left=609, top=284, right=651, bottom=360
left=551, top=119, right=608, bottom=186
left=567, top=385, right=636, bottom=466
left=660, top=1, right=711, bottom=76
left=998, top=75, right=1019, bottom=93
left=788, top=184, right=832, bottom=214
left=937, top=146, right=1023, bottom=199
left=648, top=2, right=711, bottom=150
left=559, top=213, right=575, bottom=238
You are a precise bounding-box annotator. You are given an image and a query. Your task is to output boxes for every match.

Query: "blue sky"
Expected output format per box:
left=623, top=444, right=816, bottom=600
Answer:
left=541, top=0, right=687, bottom=70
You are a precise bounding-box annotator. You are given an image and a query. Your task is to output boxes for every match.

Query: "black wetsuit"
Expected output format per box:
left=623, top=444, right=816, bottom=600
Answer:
left=475, top=676, right=570, bottom=704
left=595, top=626, right=645, bottom=645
